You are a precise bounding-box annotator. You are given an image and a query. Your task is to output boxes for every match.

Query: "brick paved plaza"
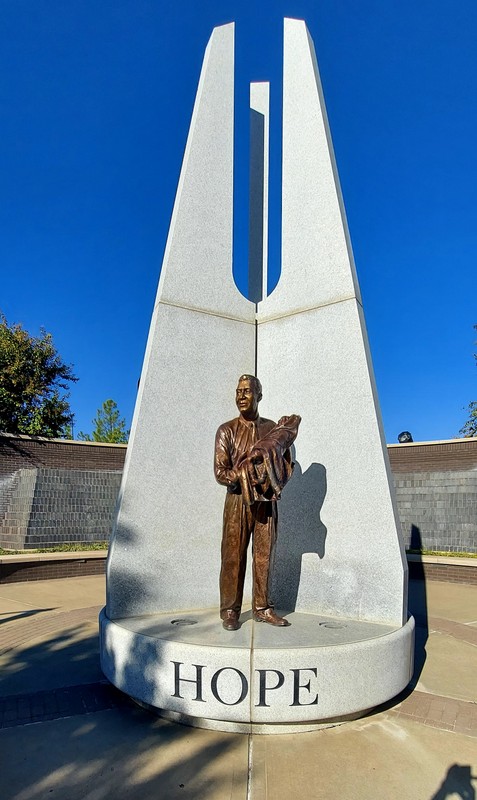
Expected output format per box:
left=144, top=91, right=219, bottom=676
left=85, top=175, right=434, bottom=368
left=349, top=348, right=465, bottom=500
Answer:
left=0, top=575, right=476, bottom=799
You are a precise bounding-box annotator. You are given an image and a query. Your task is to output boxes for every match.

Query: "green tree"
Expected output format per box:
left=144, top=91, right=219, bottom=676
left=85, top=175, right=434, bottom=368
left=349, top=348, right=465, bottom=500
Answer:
left=460, top=401, right=477, bottom=438
left=78, top=399, right=129, bottom=443
left=0, top=313, right=77, bottom=437
left=61, top=424, right=74, bottom=440
left=459, top=324, right=477, bottom=438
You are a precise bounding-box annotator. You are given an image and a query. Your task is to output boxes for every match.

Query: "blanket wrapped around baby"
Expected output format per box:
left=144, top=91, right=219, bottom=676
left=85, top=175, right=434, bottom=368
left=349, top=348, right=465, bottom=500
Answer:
left=237, top=414, right=301, bottom=505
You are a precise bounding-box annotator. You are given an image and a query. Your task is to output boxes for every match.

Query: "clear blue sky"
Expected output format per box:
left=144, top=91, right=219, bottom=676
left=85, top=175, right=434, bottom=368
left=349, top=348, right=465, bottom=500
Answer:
left=1, top=1, right=476, bottom=443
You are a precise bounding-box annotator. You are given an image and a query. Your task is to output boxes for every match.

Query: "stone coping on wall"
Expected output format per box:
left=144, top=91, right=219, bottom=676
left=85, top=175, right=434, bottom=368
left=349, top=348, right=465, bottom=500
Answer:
left=387, top=437, right=476, bottom=448
left=0, top=551, right=476, bottom=588
left=0, top=550, right=108, bottom=564
left=406, top=553, right=476, bottom=567
left=2, top=550, right=475, bottom=565
left=0, top=433, right=127, bottom=448
left=1, top=550, right=476, bottom=568
left=1, top=433, right=472, bottom=450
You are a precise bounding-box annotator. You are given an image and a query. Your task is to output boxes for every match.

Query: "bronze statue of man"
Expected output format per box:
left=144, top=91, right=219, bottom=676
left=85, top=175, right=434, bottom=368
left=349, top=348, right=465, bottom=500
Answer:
left=214, top=374, right=300, bottom=630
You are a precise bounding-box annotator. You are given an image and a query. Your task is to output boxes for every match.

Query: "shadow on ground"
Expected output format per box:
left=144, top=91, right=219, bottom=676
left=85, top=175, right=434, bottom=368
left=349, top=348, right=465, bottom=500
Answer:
left=2, top=702, right=247, bottom=800
left=406, top=524, right=429, bottom=691
left=0, top=607, right=56, bottom=626
left=430, top=763, right=476, bottom=800
left=0, top=618, right=247, bottom=800
left=0, top=624, right=103, bottom=696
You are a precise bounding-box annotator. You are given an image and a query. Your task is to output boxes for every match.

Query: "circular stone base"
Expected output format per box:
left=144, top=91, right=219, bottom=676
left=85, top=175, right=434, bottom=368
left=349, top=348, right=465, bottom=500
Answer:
left=132, top=700, right=375, bottom=734
left=99, top=608, right=414, bottom=733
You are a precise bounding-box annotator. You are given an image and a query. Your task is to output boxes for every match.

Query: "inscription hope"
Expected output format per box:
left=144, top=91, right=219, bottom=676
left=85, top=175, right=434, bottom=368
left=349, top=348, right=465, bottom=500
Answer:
left=171, top=661, right=318, bottom=707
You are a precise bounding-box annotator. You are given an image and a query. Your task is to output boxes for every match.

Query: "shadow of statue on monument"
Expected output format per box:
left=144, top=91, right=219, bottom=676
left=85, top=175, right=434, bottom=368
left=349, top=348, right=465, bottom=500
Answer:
left=271, top=459, right=327, bottom=612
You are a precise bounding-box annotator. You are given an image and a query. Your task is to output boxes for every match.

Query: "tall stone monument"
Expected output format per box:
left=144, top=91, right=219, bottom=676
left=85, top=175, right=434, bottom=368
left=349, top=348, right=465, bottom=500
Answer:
left=100, top=18, right=414, bottom=732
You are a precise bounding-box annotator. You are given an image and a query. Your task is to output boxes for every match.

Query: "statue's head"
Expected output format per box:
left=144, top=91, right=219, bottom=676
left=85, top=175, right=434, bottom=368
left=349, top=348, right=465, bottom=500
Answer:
left=236, top=374, right=262, bottom=419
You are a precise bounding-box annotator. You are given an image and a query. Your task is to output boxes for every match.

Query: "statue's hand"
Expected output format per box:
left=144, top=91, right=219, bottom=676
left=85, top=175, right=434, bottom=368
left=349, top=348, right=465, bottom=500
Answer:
left=248, top=453, right=267, bottom=486
left=249, top=447, right=263, bottom=463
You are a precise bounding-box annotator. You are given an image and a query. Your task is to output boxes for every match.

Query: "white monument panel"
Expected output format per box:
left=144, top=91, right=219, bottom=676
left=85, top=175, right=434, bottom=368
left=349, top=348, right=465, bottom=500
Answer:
left=102, top=18, right=413, bottom=731
left=106, top=22, right=255, bottom=619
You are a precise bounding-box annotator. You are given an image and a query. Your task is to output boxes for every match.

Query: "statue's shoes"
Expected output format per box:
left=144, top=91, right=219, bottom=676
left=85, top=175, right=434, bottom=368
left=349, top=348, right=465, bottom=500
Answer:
left=222, top=610, right=240, bottom=631
left=253, top=608, right=290, bottom=626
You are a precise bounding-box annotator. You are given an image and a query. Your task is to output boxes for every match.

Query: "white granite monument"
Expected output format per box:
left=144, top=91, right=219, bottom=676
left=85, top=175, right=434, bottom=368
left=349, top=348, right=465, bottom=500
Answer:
left=100, top=18, right=414, bottom=733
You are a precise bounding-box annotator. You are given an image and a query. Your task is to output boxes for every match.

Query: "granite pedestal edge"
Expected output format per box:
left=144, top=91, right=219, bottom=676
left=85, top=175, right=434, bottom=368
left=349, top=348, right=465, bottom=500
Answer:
left=130, top=702, right=371, bottom=735
left=99, top=609, right=415, bottom=733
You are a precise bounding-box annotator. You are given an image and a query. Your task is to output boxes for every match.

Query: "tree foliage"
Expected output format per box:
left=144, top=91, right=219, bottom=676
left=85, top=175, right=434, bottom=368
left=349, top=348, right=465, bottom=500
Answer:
left=78, top=399, right=129, bottom=443
left=0, top=314, right=77, bottom=437
left=459, top=324, right=477, bottom=438
left=460, top=401, right=477, bottom=438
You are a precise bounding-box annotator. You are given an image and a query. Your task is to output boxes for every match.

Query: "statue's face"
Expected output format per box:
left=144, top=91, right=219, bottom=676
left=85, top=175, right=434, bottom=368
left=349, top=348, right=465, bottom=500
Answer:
left=236, top=378, right=260, bottom=418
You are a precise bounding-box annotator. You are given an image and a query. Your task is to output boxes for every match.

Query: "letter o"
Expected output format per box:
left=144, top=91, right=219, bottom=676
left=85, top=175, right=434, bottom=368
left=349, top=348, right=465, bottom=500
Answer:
left=211, top=667, right=248, bottom=706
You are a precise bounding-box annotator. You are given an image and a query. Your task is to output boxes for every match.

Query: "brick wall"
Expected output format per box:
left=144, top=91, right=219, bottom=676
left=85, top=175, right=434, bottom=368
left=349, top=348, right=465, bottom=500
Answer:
left=388, top=438, right=477, bottom=473
left=0, top=434, right=126, bottom=473
left=0, top=435, right=125, bottom=549
left=0, top=434, right=476, bottom=553
left=388, top=439, right=477, bottom=554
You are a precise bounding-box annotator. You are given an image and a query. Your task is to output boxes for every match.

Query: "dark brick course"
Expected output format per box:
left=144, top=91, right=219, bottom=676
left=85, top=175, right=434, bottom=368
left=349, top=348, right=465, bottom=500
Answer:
left=0, top=682, right=131, bottom=728
left=0, top=555, right=106, bottom=583
left=388, top=438, right=477, bottom=473
left=408, top=560, right=477, bottom=585
left=0, top=434, right=126, bottom=474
